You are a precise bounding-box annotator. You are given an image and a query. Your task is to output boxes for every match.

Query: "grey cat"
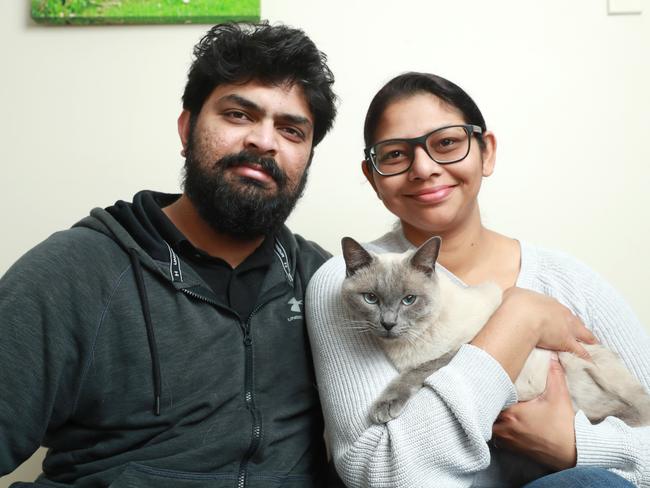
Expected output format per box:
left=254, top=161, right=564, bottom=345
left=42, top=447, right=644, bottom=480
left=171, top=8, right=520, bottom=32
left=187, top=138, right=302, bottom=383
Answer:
left=341, top=235, right=650, bottom=427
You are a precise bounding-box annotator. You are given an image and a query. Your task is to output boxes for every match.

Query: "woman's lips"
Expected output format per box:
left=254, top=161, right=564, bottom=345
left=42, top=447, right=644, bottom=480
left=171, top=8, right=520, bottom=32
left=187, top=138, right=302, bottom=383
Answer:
left=408, top=185, right=456, bottom=204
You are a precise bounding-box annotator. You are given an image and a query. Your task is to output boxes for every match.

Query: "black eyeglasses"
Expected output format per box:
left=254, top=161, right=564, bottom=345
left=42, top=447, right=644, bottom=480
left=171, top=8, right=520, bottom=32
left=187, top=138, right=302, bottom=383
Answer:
left=364, top=124, right=483, bottom=176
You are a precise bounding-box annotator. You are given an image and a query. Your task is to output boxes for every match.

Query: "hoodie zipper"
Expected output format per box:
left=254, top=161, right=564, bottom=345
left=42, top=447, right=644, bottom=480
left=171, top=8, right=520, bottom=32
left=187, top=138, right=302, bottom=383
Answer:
left=237, top=305, right=263, bottom=488
left=180, top=286, right=287, bottom=488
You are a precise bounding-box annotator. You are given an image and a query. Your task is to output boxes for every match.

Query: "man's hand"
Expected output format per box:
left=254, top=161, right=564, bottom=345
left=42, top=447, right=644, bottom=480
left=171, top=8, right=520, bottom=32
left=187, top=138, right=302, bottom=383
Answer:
left=492, top=354, right=577, bottom=471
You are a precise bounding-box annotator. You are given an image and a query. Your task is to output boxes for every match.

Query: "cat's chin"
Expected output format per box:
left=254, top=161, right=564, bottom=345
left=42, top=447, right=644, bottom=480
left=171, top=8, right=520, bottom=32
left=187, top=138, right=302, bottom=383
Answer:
left=376, top=331, right=402, bottom=341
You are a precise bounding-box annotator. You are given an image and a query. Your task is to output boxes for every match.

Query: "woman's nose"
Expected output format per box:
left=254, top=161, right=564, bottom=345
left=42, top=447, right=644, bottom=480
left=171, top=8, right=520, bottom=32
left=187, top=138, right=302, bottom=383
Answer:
left=408, top=146, right=442, bottom=180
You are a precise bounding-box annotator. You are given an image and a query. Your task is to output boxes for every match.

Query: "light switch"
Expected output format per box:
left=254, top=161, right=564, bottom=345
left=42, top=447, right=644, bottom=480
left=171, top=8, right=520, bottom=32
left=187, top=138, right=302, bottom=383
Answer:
left=608, top=0, right=643, bottom=14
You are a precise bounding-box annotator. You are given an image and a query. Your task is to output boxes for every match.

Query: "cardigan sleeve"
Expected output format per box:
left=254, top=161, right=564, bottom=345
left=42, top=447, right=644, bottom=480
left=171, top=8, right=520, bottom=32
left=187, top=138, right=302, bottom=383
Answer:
left=574, top=264, right=650, bottom=486
left=306, top=256, right=517, bottom=488
left=520, top=244, right=650, bottom=487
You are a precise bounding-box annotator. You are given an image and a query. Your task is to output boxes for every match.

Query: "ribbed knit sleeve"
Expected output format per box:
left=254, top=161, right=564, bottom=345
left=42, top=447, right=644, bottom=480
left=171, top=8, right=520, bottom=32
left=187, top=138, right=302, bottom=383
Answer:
left=306, top=256, right=517, bottom=488
left=518, top=242, right=650, bottom=486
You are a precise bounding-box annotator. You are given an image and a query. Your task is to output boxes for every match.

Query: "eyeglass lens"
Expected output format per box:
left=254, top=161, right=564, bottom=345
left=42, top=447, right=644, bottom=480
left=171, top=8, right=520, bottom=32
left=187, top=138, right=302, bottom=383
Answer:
left=373, top=126, right=471, bottom=175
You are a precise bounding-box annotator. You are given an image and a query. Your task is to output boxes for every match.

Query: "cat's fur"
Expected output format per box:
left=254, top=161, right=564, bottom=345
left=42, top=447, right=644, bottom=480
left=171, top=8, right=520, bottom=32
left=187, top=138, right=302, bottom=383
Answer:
left=341, top=236, right=650, bottom=427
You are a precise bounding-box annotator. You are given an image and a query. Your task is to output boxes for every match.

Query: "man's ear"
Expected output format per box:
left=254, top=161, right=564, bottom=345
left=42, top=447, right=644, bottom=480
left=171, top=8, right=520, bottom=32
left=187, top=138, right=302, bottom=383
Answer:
left=361, top=160, right=380, bottom=197
left=481, top=131, right=497, bottom=177
left=178, top=110, right=191, bottom=157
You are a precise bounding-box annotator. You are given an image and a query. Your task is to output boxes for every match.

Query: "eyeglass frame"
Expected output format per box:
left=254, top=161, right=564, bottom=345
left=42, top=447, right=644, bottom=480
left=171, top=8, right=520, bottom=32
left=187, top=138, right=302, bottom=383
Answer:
left=363, top=123, right=483, bottom=177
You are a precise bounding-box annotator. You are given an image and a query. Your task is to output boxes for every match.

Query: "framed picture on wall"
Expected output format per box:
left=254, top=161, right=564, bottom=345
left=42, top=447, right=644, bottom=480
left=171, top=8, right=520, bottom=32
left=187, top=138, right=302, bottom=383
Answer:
left=31, top=0, right=260, bottom=25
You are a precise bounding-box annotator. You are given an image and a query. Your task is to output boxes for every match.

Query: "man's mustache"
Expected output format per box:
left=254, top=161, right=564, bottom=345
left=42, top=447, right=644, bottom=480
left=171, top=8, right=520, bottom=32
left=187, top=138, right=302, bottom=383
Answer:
left=217, top=151, right=287, bottom=187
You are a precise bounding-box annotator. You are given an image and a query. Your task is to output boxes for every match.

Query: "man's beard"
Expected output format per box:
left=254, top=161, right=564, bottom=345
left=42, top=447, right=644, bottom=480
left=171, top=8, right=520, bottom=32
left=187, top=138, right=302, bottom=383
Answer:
left=182, top=145, right=310, bottom=241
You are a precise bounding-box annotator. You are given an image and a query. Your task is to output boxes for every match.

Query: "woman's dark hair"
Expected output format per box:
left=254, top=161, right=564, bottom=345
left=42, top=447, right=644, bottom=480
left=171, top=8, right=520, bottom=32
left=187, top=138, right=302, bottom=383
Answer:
left=363, top=72, right=486, bottom=150
left=182, top=22, right=337, bottom=146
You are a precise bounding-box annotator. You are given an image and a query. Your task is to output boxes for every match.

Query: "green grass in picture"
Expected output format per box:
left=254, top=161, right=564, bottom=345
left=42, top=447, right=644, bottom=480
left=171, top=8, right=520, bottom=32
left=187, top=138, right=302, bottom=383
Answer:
left=31, top=0, right=260, bottom=25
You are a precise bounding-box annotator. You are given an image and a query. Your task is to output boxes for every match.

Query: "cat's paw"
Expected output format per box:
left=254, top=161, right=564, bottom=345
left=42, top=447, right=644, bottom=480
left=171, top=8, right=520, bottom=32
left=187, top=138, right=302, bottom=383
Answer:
left=370, top=394, right=409, bottom=423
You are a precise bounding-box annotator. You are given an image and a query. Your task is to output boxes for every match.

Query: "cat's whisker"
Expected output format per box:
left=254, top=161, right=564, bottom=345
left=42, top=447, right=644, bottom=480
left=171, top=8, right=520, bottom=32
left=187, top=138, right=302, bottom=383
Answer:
left=346, top=326, right=373, bottom=333
left=404, top=331, right=420, bottom=347
left=341, top=319, right=377, bottom=334
left=408, top=330, right=433, bottom=346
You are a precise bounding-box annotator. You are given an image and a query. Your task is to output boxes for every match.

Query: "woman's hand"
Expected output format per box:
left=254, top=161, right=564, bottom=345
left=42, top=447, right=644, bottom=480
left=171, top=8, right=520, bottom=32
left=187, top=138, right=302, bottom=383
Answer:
left=492, top=354, right=577, bottom=470
left=502, top=287, right=597, bottom=358
left=471, top=287, right=597, bottom=380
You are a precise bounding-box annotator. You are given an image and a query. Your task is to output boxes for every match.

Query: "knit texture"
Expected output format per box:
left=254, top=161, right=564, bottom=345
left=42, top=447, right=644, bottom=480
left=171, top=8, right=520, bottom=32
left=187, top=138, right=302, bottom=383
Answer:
left=306, top=226, right=650, bottom=487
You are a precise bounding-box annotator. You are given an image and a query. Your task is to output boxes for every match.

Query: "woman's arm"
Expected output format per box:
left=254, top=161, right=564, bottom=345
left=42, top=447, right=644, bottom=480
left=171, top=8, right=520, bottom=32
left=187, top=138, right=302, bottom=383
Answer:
left=572, top=265, right=650, bottom=485
left=498, top=249, right=650, bottom=486
left=471, top=287, right=596, bottom=380
left=492, top=354, right=579, bottom=470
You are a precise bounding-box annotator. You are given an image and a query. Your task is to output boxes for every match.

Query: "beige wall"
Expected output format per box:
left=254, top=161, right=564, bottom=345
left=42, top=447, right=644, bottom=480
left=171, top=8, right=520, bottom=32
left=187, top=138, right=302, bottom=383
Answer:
left=1, top=0, right=649, bottom=484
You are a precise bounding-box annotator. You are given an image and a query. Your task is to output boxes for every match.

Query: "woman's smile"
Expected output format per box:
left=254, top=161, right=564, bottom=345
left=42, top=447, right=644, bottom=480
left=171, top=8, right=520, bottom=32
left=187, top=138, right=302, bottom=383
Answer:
left=405, top=184, right=458, bottom=204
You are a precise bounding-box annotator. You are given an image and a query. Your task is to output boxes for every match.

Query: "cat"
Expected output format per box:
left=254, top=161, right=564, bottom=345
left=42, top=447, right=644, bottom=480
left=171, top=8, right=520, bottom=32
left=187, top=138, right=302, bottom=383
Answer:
left=340, top=235, right=650, bottom=428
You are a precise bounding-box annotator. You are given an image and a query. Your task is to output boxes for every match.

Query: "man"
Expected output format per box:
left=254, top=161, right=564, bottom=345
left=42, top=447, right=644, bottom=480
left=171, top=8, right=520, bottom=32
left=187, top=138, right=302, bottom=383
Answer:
left=0, top=22, right=337, bottom=487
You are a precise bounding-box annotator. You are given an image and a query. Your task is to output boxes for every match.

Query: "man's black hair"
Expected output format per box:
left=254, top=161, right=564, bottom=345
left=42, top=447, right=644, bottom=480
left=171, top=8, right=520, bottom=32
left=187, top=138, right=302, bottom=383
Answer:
left=182, top=22, right=337, bottom=146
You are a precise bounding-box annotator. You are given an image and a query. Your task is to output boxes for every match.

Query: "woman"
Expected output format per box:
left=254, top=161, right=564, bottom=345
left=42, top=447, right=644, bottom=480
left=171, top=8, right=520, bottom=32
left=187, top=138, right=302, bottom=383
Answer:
left=306, top=72, right=650, bottom=487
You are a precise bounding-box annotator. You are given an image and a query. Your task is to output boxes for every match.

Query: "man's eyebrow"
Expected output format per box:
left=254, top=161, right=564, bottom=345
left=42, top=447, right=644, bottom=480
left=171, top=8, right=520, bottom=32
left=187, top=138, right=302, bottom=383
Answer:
left=219, top=94, right=261, bottom=112
left=278, top=113, right=312, bottom=129
left=219, top=94, right=312, bottom=129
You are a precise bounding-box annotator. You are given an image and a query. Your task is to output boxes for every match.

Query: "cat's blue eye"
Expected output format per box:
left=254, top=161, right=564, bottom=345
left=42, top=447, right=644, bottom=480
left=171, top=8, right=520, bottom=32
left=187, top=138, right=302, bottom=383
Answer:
left=363, top=293, right=379, bottom=304
left=401, top=295, right=417, bottom=306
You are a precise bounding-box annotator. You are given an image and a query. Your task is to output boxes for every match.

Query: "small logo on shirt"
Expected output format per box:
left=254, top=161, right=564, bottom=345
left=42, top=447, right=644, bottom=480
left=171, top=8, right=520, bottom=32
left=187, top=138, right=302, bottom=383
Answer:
left=287, top=297, right=303, bottom=323
left=288, top=297, right=303, bottom=313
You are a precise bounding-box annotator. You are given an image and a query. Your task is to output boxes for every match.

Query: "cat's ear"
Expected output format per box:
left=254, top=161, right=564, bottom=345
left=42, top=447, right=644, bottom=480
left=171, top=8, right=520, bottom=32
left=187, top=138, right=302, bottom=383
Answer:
left=341, top=237, right=374, bottom=276
left=409, top=236, right=442, bottom=277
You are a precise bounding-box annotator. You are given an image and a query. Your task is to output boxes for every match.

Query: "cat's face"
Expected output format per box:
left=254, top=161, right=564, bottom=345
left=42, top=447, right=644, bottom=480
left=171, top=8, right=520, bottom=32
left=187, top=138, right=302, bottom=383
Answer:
left=341, top=236, right=442, bottom=342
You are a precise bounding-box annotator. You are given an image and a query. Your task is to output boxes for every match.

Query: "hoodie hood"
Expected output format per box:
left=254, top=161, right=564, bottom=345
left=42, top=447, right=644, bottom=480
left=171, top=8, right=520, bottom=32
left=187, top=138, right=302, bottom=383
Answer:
left=72, top=191, right=186, bottom=416
left=74, top=191, right=179, bottom=269
left=73, top=190, right=308, bottom=287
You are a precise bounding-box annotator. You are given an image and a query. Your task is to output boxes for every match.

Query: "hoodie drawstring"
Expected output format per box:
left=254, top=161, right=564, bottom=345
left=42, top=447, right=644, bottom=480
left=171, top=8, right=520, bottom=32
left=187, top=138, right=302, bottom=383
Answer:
left=128, top=248, right=162, bottom=416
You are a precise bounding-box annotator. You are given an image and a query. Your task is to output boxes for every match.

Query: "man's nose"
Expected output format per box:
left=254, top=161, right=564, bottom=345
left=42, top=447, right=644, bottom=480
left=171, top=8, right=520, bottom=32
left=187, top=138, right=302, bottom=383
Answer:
left=244, top=121, right=279, bottom=156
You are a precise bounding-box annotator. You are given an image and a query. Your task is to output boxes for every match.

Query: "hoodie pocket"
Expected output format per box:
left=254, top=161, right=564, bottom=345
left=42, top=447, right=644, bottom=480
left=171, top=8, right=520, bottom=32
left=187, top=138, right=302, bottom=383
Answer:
left=108, top=464, right=237, bottom=488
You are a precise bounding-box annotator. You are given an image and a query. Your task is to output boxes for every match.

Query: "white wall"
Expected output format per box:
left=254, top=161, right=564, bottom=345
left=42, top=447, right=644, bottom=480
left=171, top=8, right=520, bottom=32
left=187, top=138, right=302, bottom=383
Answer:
left=1, top=0, right=649, bottom=484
